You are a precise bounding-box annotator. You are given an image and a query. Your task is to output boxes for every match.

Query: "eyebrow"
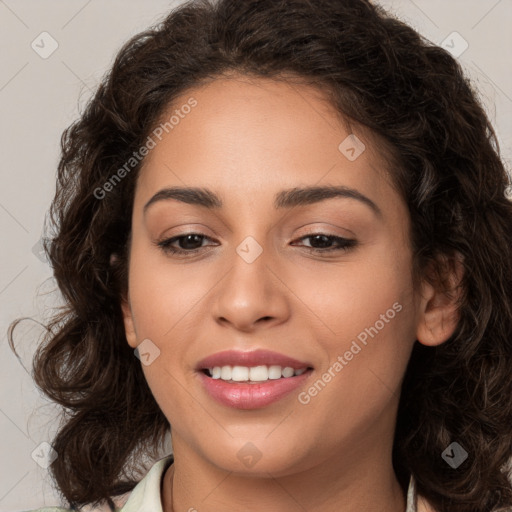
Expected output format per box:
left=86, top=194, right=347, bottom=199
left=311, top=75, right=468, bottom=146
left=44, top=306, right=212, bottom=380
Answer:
left=143, top=185, right=382, bottom=218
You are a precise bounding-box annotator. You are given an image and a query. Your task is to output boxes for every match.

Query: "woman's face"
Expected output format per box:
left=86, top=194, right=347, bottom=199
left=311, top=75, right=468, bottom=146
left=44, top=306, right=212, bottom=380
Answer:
left=122, top=75, right=423, bottom=476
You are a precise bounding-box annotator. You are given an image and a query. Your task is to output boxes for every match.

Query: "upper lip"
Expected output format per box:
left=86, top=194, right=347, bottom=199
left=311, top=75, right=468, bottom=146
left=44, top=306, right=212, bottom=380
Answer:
left=196, top=349, right=313, bottom=370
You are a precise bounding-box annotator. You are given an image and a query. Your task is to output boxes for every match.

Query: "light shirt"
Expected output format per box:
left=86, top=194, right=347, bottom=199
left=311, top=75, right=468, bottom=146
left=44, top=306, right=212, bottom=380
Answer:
left=26, top=455, right=434, bottom=512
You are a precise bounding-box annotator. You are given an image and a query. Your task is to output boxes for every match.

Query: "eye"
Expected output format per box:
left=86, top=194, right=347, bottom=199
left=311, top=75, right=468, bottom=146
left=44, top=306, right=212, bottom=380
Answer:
left=155, top=233, right=217, bottom=256
left=291, top=233, right=358, bottom=254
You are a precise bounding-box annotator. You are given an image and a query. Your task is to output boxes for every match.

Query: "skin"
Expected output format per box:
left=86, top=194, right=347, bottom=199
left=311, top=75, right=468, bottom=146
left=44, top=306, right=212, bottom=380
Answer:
left=121, top=73, right=462, bottom=512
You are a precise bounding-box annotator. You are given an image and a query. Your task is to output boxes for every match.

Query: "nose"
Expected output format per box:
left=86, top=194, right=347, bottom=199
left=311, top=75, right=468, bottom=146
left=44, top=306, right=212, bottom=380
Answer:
left=211, top=244, right=291, bottom=333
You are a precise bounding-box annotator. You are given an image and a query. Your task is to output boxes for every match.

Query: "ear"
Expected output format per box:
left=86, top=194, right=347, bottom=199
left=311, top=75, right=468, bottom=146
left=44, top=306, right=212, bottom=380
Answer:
left=416, top=253, right=464, bottom=347
left=110, top=252, right=138, bottom=349
left=121, top=298, right=138, bottom=349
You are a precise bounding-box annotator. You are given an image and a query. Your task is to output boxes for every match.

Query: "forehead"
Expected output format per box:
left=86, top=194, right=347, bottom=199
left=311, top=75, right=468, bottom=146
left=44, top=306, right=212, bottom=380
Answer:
left=134, top=75, right=395, bottom=211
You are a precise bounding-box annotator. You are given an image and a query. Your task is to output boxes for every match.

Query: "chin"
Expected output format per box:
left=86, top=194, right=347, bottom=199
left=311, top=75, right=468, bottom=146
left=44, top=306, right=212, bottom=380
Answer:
left=198, top=436, right=312, bottom=476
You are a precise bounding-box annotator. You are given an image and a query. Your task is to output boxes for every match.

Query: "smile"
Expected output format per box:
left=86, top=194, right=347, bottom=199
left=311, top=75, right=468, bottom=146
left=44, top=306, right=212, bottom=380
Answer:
left=196, top=349, right=314, bottom=409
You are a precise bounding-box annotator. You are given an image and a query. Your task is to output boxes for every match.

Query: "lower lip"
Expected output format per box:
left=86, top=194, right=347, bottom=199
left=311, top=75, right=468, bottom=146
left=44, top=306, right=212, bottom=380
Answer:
left=198, top=370, right=313, bottom=409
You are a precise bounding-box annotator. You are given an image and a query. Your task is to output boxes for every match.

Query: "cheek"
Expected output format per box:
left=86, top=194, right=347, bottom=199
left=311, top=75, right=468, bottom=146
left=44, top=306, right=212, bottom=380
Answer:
left=294, top=240, right=414, bottom=343
left=127, top=244, right=212, bottom=339
left=293, top=270, right=416, bottom=447
left=294, top=241, right=417, bottom=399
left=124, top=244, right=204, bottom=399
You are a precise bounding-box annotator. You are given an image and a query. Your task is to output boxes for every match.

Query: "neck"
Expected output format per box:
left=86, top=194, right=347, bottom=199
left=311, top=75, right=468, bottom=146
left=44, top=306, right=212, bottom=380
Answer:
left=161, top=437, right=406, bottom=512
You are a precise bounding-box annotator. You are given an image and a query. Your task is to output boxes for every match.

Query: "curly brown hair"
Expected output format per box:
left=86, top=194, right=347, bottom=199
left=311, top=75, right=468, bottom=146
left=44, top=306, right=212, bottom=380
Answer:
left=8, top=0, right=512, bottom=510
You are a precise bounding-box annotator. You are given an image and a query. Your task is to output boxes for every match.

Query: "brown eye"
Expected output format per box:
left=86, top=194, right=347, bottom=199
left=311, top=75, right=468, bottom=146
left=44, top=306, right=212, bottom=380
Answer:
left=291, top=234, right=358, bottom=253
left=155, top=233, right=216, bottom=255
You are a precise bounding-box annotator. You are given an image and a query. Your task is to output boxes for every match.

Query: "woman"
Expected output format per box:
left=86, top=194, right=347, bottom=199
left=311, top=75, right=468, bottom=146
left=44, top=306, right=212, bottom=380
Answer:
left=9, top=0, right=512, bottom=511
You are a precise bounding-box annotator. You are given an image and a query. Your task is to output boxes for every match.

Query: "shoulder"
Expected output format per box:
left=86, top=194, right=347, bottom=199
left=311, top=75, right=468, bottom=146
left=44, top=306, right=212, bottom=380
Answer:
left=25, top=454, right=174, bottom=512
left=23, top=499, right=118, bottom=512
left=23, top=509, right=73, bottom=512
left=24, top=504, right=116, bottom=512
left=23, top=501, right=121, bottom=512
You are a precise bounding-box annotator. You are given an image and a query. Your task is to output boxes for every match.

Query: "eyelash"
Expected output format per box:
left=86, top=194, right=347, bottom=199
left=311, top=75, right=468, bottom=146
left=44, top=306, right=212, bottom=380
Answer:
left=155, top=232, right=358, bottom=257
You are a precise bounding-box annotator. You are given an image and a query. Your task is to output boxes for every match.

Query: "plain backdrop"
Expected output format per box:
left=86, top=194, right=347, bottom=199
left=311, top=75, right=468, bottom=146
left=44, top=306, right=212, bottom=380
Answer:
left=0, top=1, right=511, bottom=510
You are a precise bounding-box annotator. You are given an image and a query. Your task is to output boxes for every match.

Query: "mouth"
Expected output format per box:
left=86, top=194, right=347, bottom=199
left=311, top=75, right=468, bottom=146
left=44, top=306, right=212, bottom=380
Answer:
left=195, top=349, right=314, bottom=409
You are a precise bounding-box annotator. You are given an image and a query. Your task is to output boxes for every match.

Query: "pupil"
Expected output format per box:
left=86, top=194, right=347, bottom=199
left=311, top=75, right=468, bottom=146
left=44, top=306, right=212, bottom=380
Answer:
left=182, top=234, right=202, bottom=249
left=312, top=235, right=330, bottom=248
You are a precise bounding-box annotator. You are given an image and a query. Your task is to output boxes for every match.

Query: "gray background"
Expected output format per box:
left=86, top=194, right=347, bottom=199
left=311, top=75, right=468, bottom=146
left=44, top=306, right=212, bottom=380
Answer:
left=1, top=1, right=511, bottom=510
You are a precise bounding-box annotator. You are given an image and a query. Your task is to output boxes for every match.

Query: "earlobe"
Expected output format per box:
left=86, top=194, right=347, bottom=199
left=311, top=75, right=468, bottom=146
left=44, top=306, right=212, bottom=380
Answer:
left=121, top=298, right=138, bottom=349
left=416, top=254, right=464, bottom=347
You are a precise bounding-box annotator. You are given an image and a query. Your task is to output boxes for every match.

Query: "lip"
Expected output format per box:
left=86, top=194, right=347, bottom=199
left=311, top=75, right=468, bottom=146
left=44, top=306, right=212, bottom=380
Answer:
left=195, top=349, right=312, bottom=371
left=195, top=349, right=314, bottom=410
left=197, top=369, right=313, bottom=409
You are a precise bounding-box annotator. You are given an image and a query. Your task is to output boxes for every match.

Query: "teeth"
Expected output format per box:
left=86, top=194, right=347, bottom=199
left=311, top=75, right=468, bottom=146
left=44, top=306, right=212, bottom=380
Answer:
left=207, top=365, right=308, bottom=382
left=220, top=366, right=231, bottom=380
left=250, top=365, right=270, bottom=381
left=268, top=365, right=282, bottom=379
left=231, top=366, right=249, bottom=382
left=281, top=367, right=294, bottom=378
